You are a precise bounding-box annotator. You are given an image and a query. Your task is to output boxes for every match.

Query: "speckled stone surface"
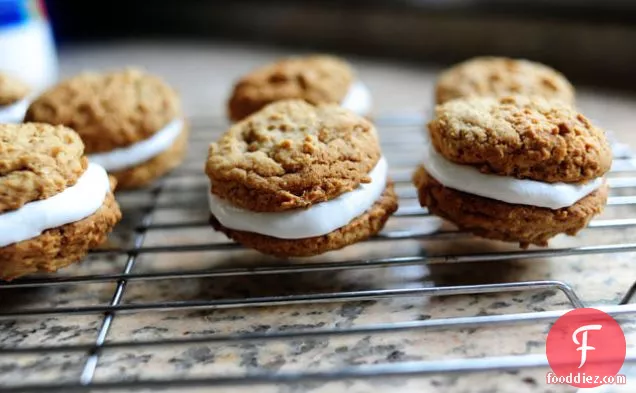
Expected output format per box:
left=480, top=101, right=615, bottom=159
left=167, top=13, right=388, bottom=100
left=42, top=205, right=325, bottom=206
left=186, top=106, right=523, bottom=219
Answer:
left=1, top=42, right=635, bottom=392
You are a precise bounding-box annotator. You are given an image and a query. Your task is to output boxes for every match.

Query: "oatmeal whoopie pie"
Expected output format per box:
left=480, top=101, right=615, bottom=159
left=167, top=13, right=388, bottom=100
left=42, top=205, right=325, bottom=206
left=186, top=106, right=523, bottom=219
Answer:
left=228, top=55, right=372, bottom=122
left=0, top=123, right=121, bottom=280
left=435, top=57, right=575, bottom=105
left=0, top=72, right=30, bottom=123
left=414, top=96, right=611, bottom=247
left=25, top=68, right=187, bottom=189
left=206, top=100, right=397, bottom=257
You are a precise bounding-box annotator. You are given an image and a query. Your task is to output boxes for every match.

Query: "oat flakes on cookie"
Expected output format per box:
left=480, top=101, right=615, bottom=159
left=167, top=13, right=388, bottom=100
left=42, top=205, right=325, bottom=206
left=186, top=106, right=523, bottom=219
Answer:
left=0, top=72, right=30, bottom=123
left=228, top=55, right=372, bottom=122
left=413, top=96, right=611, bottom=247
left=25, top=68, right=187, bottom=189
left=0, top=123, right=121, bottom=280
left=206, top=100, right=397, bottom=257
left=435, top=57, right=575, bottom=105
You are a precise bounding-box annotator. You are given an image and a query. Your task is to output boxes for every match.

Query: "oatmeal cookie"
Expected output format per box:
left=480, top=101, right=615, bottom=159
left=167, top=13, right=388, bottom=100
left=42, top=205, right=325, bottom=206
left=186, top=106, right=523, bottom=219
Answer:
left=435, top=57, right=574, bottom=105
left=228, top=55, right=354, bottom=121
left=207, top=100, right=380, bottom=212
left=428, top=96, right=611, bottom=183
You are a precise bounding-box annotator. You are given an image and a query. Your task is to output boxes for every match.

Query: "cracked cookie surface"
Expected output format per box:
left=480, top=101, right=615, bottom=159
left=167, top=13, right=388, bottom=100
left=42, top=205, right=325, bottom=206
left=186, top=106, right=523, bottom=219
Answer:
left=228, top=55, right=354, bottom=121
left=25, top=68, right=181, bottom=153
left=207, top=100, right=381, bottom=212
left=0, top=123, right=87, bottom=213
left=435, top=57, right=574, bottom=105
left=428, top=96, right=612, bottom=183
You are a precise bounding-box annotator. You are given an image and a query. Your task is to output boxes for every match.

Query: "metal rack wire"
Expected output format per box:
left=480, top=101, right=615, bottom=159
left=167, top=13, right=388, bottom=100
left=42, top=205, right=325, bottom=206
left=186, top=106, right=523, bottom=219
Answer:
left=1, top=114, right=635, bottom=392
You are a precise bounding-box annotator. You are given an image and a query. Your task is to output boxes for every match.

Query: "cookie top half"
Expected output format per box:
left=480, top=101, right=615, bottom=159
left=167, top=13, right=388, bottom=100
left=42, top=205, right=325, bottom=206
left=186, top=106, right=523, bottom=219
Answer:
left=25, top=68, right=181, bottom=154
left=435, top=57, right=575, bottom=105
left=0, top=73, right=30, bottom=106
left=228, top=55, right=354, bottom=122
left=207, top=100, right=381, bottom=212
left=0, top=123, right=87, bottom=213
left=428, top=96, right=612, bottom=183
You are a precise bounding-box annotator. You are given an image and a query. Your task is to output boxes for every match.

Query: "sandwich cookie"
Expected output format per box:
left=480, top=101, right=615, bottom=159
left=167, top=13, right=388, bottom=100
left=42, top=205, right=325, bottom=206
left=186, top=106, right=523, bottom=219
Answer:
left=25, top=68, right=187, bottom=189
left=0, top=123, right=121, bottom=280
left=228, top=55, right=372, bottom=122
left=0, top=72, right=30, bottom=123
left=206, top=100, right=397, bottom=257
left=435, top=57, right=575, bottom=105
left=413, top=96, right=612, bottom=247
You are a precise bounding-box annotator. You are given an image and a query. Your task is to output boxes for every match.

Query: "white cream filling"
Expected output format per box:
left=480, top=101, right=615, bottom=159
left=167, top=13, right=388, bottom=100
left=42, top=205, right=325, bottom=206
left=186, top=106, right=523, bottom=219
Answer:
left=0, top=163, right=110, bottom=247
left=0, top=98, right=29, bottom=123
left=421, top=133, right=603, bottom=209
left=208, top=157, right=388, bottom=239
left=88, top=118, right=183, bottom=172
left=341, top=80, right=372, bottom=117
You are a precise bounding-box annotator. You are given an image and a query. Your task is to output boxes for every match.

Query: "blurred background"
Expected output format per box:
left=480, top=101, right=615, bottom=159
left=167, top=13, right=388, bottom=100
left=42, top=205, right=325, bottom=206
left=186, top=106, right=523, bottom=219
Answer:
left=2, top=0, right=636, bottom=116
left=45, top=0, right=636, bottom=90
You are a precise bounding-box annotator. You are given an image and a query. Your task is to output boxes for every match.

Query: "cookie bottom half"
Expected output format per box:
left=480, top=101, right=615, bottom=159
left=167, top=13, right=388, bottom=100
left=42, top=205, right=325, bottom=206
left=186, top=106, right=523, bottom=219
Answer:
left=210, top=183, right=398, bottom=257
left=0, top=191, right=122, bottom=280
left=112, top=125, right=189, bottom=189
left=413, top=166, right=608, bottom=248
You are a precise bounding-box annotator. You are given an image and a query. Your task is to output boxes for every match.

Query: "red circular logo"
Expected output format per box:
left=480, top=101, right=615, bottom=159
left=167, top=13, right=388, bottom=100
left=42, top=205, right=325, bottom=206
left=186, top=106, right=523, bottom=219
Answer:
left=546, top=308, right=626, bottom=388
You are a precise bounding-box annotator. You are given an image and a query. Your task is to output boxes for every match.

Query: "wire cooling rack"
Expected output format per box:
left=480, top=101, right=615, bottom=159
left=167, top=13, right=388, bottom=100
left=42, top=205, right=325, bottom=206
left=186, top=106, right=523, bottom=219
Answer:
left=1, top=113, right=635, bottom=392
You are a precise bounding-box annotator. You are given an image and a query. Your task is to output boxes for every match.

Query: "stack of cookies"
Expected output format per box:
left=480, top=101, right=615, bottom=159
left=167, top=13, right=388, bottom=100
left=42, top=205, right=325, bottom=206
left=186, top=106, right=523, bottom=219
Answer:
left=414, top=57, right=612, bottom=247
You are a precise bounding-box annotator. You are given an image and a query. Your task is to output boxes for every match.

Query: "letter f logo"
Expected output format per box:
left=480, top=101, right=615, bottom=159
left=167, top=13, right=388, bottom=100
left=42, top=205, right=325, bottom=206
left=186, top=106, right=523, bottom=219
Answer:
left=572, top=324, right=602, bottom=368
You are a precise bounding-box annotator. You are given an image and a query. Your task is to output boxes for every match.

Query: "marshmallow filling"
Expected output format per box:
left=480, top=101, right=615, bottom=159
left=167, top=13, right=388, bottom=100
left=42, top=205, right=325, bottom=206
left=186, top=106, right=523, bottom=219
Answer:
left=88, top=118, right=184, bottom=172
left=0, top=98, right=29, bottom=124
left=421, top=133, right=603, bottom=210
left=208, top=157, right=388, bottom=239
left=0, top=163, right=111, bottom=247
left=341, top=80, right=372, bottom=117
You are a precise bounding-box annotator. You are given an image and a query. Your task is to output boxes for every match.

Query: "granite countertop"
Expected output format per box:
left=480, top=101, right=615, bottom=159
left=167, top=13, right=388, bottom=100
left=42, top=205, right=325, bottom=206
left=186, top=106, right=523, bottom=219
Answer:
left=0, top=42, right=635, bottom=392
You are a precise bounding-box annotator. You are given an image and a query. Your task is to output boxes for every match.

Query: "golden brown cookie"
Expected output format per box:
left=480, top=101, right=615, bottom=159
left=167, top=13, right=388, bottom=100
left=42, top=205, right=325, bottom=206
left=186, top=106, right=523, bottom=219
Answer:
left=0, top=185, right=121, bottom=280
left=0, top=72, right=30, bottom=106
left=25, top=68, right=185, bottom=189
left=112, top=124, right=189, bottom=189
left=207, top=100, right=380, bottom=212
left=207, top=99, right=395, bottom=257
left=429, top=96, right=612, bottom=184
left=210, top=184, right=398, bottom=257
left=413, top=166, right=608, bottom=248
left=228, top=55, right=354, bottom=122
left=0, top=122, right=122, bottom=280
left=435, top=57, right=575, bottom=105
left=25, top=68, right=181, bottom=153
left=0, top=123, right=87, bottom=213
